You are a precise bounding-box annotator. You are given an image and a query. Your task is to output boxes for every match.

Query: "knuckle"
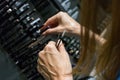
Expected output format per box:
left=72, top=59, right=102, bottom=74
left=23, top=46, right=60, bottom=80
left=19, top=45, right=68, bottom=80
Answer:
left=47, top=18, right=51, bottom=21
left=48, top=41, right=55, bottom=44
left=45, top=44, right=52, bottom=50
left=45, top=41, right=55, bottom=50
left=59, top=11, right=66, bottom=14
left=38, top=51, right=44, bottom=58
left=59, top=11, right=67, bottom=16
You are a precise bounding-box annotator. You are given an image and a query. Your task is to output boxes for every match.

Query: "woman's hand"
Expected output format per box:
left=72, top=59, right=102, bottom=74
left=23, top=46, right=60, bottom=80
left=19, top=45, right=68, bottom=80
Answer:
left=37, top=41, right=73, bottom=80
left=43, top=11, right=80, bottom=36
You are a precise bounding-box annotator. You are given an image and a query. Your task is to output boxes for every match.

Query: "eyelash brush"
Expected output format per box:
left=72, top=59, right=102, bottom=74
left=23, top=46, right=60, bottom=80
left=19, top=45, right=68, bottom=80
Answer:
left=56, top=30, right=66, bottom=48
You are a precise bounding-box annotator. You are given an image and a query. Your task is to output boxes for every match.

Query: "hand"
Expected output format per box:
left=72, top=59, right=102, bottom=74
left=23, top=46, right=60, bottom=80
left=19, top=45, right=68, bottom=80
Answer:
left=43, top=11, right=80, bottom=36
left=37, top=41, right=73, bottom=80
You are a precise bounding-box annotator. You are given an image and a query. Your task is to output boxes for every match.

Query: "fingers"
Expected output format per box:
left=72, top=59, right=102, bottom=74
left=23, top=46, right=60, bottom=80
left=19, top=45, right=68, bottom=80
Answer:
left=37, top=54, right=50, bottom=79
left=37, top=65, right=50, bottom=80
left=44, top=11, right=66, bottom=25
left=37, top=40, right=72, bottom=79
left=44, top=13, right=59, bottom=27
left=38, top=41, right=60, bottom=68
left=37, top=65, right=43, bottom=74
left=44, top=41, right=58, bottom=53
left=37, top=57, right=45, bottom=66
left=39, top=41, right=67, bottom=57
left=57, top=41, right=67, bottom=54
left=44, top=41, right=67, bottom=55
left=42, top=26, right=62, bottom=35
left=38, top=51, right=45, bottom=61
left=43, top=12, right=67, bottom=35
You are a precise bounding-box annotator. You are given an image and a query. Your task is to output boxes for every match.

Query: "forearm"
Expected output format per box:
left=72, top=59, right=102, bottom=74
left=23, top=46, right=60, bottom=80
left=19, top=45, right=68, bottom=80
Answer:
left=88, top=28, right=106, bottom=46
left=73, top=24, right=81, bottom=37
left=95, top=33, right=106, bottom=46
left=82, top=26, right=106, bottom=46
left=70, top=22, right=106, bottom=45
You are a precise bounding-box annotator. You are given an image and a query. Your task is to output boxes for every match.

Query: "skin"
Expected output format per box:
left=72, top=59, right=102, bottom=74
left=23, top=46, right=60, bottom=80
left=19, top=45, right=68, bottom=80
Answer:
left=37, top=41, right=73, bottom=80
left=37, top=11, right=106, bottom=80
left=43, top=12, right=80, bottom=37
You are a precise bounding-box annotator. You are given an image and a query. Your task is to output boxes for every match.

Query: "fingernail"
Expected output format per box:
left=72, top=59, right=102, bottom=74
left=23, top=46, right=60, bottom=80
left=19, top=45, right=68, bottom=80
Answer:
left=59, top=40, right=63, bottom=45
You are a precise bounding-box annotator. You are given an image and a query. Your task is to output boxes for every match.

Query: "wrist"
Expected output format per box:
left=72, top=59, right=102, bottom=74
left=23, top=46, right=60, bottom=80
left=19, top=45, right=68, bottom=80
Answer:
left=72, top=23, right=81, bottom=37
left=52, top=74, right=73, bottom=80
